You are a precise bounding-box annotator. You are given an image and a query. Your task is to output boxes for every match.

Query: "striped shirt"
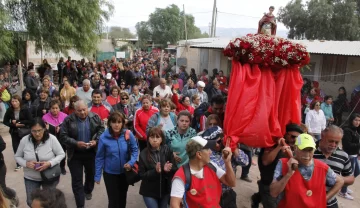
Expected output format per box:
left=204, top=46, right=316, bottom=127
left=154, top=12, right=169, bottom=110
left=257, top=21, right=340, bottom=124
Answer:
left=77, top=117, right=91, bottom=143
left=314, top=147, right=352, bottom=207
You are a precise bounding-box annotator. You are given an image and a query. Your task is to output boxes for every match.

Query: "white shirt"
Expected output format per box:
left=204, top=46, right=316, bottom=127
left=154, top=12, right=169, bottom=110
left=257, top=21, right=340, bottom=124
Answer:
left=153, top=85, right=173, bottom=98
left=159, top=116, right=174, bottom=131
left=170, top=162, right=225, bottom=198
left=76, top=87, right=93, bottom=105
left=305, top=109, right=326, bottom=134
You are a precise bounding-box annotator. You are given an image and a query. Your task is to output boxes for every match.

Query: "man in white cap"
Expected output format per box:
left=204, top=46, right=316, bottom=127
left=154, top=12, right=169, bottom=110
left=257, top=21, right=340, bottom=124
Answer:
left=270, top=133, right=344, bottom=208
left=182, top=80, right=208, bottom=104
left=170, top=136, right=236, bottom=208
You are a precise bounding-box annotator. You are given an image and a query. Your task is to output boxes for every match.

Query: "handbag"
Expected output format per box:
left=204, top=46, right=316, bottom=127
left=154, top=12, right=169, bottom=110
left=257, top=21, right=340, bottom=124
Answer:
left=18, top=128, right=31, bottom=138
left=34, top=144, right=61, bottom=182
left=123, top=130, right=140, bottom=185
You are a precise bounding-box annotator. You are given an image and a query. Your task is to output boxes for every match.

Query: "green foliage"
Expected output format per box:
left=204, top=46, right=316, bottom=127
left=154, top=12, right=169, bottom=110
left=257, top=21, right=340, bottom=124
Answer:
left=278, top=0, right=360, bottom=40
left=106, top=26, right=135, bottom=39
left=136, top=4, right=206, bottom=47
left=0, top=4, right=15, bottom=60
left=4, top=0, right=113, bottom=57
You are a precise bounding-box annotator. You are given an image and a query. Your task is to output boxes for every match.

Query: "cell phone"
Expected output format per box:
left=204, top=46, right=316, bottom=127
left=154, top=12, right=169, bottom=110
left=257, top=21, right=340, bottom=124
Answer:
left=156, top=92, right=160, bottom=97
left=34, top=163, right=42, bottom=169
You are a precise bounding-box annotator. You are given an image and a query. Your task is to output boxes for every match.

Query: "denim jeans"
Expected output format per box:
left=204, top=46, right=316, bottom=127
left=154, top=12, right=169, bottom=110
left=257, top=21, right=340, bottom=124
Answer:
left=340, top=156, right=359, bottom=193
left=143, top=194, right=170, bottom=208
left=24, top=177, right=59, bottom=207
left=241, top=149, right=252, bottom=177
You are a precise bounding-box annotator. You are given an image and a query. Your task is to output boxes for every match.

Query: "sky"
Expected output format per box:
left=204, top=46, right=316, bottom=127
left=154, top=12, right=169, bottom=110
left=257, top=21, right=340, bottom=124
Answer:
left=108, top=0, right=292, bottom=32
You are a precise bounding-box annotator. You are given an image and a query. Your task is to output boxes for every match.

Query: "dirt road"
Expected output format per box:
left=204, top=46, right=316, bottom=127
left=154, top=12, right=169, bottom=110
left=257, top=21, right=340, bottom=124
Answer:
left=1, top=124, right=359, bottom=208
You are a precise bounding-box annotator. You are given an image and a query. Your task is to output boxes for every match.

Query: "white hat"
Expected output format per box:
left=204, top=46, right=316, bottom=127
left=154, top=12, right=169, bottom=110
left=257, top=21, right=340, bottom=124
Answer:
left=197, top=81, right=205, bottom=88
left=191, top=136, right=217, bottom=149
left=106, top=73, right=112, bottom=79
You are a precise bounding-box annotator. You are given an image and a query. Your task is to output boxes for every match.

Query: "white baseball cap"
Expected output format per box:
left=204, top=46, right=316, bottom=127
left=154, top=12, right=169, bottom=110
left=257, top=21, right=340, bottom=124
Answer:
left=106, top=73, right=112, bottom=79
left=191, top=136, right=217, bottom=149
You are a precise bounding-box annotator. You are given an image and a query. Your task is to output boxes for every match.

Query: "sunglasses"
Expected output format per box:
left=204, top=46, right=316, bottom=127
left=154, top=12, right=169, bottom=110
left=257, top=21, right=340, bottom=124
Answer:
left=289, top=134, right=298, bottom=139
left=121, top=97, right=129, bottom=100
left=315, top=104, right=320, bottom=106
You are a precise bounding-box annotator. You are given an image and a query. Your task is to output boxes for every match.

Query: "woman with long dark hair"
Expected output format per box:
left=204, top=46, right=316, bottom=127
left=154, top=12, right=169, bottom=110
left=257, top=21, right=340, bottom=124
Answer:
left=3, top=95, right=33, bottom=171
left=62, top=95, right=80, bottom=115
left=15, top=118, right=65, bottom=206
left=139, top=127, right=177, bottom=208
left=340, top=113, right=360, bottom=200
left=95, top=111, right=138, bottom=208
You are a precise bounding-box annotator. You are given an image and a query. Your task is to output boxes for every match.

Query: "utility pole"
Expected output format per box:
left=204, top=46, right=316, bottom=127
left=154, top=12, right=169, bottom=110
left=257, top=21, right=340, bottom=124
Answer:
left=214, top=8, right=218, bottom=37
left=210, top=0, right=216, bottom=37
left=183, top=4, right=188, bottom=42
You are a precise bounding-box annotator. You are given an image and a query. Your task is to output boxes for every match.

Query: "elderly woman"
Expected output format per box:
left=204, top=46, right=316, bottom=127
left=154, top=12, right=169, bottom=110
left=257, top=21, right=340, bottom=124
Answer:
left=95, top=112, right=138, bottom=208
left=15, top=118, right=65, bottom=206
left=60, top=80, right=76, bottom=108
left=139, top=127, right=177, bottom=208
left=134, top=95, right=159, bottom=151
left=165, top=110, right=196, bottom=167
left=147, top=99, right=177, bottom=134
left=3, top=95, right=33, bottom=171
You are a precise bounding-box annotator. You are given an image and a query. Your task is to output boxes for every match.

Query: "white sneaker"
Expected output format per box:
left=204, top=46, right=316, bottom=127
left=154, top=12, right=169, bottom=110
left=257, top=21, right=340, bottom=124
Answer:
left=347, top=188, right=353, bottom=195
left=338, top=192, right=354, bottom=200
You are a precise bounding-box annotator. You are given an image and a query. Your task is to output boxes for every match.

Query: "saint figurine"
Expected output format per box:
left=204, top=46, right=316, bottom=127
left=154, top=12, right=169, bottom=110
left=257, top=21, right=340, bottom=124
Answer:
left=258, top=6, right=277, bottom=36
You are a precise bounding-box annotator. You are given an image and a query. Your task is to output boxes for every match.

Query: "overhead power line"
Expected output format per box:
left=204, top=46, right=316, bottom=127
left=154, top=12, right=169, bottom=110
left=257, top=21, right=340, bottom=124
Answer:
left=217, top=11, right=262, bottom=19
left=114, top=11, right=212, bottom=18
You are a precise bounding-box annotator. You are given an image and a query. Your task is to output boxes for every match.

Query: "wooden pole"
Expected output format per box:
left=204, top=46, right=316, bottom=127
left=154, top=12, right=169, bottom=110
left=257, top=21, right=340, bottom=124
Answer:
left=18, top=60, right=24, bottom=92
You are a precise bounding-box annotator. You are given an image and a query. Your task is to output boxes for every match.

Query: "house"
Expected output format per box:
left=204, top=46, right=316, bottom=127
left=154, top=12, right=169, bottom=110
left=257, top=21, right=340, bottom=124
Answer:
left=177, top=38, right=360, bottom=99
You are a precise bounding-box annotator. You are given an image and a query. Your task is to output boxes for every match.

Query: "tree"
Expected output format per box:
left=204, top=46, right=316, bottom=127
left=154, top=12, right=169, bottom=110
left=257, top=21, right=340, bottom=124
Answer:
left=136, top=4, right=205, bottom=47
left=4, top=0, right=113, bottom=57
left=135, top=21, right=151, bottom=49
left=107, top=26, right=135, bottom=39
left=278, top=0, right=360, bottom=40
left=0, top=4, right=14, bottom=60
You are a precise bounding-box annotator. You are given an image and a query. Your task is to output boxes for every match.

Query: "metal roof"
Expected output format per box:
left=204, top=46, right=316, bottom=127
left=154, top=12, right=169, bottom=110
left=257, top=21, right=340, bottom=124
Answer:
left=188, top=38, right=360, bottom=56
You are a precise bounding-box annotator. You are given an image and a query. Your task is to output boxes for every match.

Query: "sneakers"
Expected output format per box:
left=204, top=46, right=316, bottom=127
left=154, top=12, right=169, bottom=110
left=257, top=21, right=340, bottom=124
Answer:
left=85, top=193, right=92, bottom=200
left=14, top=166, right=21, bottom=171
left=240, top=176, right=253, bottom=183
left=338, top=192, right=354, bottom=200
left=347, top=188, right=353, bottom=195
left=61, top=167, right=67, bottom=175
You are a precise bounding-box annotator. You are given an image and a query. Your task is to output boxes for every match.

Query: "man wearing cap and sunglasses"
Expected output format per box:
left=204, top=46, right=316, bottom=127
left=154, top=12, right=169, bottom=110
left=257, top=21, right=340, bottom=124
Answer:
left=270, top=133, right=344, bottom=208
left=170, top=136, right=236, bottom=208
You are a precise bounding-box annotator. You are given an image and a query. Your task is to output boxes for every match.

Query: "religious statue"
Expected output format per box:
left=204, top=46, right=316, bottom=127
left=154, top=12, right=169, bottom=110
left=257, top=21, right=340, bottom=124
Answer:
left=258, top=6, right=277, bottom=36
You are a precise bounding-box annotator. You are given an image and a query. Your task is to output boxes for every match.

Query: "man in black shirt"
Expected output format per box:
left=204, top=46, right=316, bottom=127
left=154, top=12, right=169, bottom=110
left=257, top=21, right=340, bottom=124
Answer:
left=313, top=125, right=354, bottom=207
left=251, top=123, right=303, bottom=208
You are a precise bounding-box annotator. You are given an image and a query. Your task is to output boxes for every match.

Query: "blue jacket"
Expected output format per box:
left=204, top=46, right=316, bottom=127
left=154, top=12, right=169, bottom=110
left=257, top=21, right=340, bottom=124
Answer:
left=94, top=129, right=138, bottom=182
left=320, top=102, right=333, bottom=120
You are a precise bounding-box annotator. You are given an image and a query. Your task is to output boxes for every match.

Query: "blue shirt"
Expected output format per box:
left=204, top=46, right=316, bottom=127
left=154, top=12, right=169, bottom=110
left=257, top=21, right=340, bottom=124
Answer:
left=77, top=117, right=91, bottom=143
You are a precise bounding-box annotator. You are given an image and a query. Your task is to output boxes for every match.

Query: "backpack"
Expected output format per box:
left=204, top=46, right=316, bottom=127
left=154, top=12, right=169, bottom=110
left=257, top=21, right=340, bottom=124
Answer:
left=124, top=129, right=140, bottom=185
left=183, top=162, right=217, bottom=192
left=191, top=102, right=211, bottom=131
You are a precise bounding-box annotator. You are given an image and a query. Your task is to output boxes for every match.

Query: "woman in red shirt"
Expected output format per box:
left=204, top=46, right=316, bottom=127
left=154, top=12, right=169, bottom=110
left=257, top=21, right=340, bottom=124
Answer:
left=171, top=93, right=194, bottom=115
left=134, top=95, right=159, bottom=151
left=62, top=95, right=80, bottom=115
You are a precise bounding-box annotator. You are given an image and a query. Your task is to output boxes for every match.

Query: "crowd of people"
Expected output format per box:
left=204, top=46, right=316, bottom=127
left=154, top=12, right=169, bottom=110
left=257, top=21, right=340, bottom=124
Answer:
left=0, top=52, right=359, bottom=208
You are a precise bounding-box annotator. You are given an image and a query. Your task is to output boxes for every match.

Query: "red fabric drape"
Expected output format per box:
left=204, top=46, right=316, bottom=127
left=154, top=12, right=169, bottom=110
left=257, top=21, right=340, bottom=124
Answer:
left=224, top=60, right=303, bottom=149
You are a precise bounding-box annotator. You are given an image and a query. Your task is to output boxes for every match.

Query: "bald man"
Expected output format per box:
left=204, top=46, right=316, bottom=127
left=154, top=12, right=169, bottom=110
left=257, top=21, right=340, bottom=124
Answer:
left=153, top=78, right=173, bottom=101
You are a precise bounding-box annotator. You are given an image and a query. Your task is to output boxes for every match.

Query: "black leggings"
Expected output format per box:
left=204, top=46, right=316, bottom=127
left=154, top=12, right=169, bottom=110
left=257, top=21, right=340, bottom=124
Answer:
left=10, top=132, right=21, bottom=166
left=103, top=172, right=129, bottom=208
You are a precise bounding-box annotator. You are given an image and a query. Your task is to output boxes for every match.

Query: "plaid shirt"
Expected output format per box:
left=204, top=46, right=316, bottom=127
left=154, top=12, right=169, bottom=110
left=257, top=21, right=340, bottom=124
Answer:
left=210, top=148, right=249, bottom=191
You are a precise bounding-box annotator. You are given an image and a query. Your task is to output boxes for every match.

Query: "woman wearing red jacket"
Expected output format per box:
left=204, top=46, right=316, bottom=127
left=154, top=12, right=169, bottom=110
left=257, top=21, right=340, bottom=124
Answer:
left=171, top=92, right=194, bottom=115
left=134, top=95, right=159, bottom=151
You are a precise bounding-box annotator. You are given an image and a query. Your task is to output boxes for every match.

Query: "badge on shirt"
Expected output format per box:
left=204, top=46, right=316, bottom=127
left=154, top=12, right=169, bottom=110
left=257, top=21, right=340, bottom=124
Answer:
left=306, top=190, right=312, bottom=197
left=190, top=189, right=197, bottom=195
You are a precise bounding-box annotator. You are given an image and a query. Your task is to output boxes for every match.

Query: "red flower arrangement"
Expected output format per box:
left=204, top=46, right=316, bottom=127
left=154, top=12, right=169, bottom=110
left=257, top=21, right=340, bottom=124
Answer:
left=223, top=34, right=310, bottom=69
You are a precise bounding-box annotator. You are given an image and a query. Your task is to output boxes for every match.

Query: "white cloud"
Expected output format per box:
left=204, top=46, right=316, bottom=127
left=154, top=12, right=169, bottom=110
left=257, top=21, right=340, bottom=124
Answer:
left=108, top=0, right=292, bottom=31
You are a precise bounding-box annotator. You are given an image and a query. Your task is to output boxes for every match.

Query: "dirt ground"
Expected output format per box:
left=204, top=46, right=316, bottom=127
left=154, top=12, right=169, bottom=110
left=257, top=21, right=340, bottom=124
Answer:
left=1, top=123, right=359, bottom=208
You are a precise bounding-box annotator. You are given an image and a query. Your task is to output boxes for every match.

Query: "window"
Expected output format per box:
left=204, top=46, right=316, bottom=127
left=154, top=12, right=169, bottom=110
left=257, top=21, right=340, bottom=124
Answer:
left=320, top=55, right=347, bottom=82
